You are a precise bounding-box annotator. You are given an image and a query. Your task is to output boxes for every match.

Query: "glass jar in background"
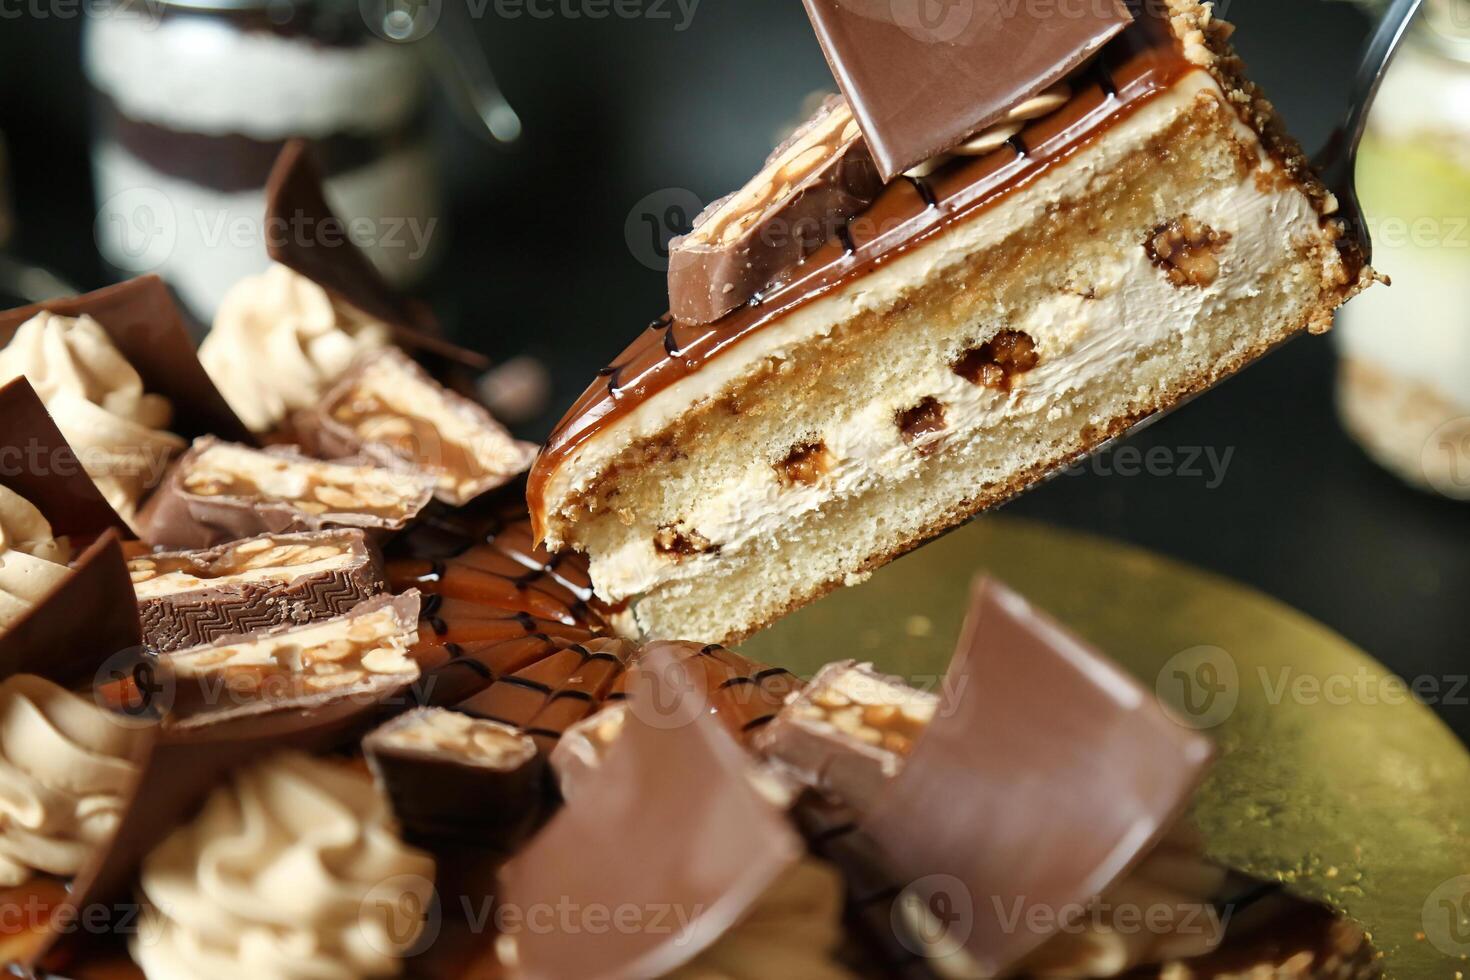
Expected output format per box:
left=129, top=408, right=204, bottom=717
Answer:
left=1336, top=0, right=1470, bottom=500
left=84, top=0, right=441, bottom=319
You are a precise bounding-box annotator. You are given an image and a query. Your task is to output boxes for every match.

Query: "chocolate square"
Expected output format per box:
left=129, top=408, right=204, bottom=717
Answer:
left=802, top=0, right=1132, bottom=179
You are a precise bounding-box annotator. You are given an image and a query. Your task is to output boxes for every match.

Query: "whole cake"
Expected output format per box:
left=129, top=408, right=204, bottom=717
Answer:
left=529, top=0, right=1375, bottom=645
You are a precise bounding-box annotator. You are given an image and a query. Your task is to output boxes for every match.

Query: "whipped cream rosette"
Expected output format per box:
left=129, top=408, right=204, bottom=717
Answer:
left=0, top=674, right=145, bottom=888
left=200, top=263, right=391, bottom=435
left=132, top=752, right=434, bottom=980
left=0, top=485, right=72, bottom=635
left=0, top=311, right=185, bottom=524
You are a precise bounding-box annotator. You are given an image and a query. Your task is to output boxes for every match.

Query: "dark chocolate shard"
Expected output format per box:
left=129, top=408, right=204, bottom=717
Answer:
left=296, top=348, right=536, bottom=506
left=0, top=378, right=129, bottom=540
left=135, top=437, right=435, bottom=550
left=365, top=707, right=546, bottom=849
left=130, top=528, right=386, bottom=654
left=498, top=700, right=804, bottom=980
left=668, top=95, right=883, bottom=324
left=0, top=531, right=142, bottom=693
left=754, top=659, right=935, bottom=815
left=860, top=578, right=1213, bottom=975
left=265, top=140, right=488, bottom=370
left=0, top=275, right=253, bottom=444
left=158, top=591, right=422, bottom=730
left=801, top=0, right=1132, bottom=180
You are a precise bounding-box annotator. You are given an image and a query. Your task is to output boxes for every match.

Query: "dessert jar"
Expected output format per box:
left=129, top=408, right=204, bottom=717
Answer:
left=84, top=0, right=440, bottom=318
left=1336, top=3, right=1470, bottom=499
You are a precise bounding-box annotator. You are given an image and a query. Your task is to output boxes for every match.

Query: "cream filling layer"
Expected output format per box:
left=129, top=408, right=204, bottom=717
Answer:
left=572, top=73, right=1335, bottom=603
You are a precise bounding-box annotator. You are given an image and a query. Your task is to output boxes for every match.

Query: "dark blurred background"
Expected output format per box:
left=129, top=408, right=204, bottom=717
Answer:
left=1, top=0, right=1467, bottom=741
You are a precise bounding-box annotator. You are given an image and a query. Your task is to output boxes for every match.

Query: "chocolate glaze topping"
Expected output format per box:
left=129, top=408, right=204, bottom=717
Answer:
left=529, top=7, right=1195, bottom=523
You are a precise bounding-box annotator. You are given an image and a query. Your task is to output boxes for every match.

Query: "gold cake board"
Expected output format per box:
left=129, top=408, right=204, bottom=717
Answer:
left=743, top=516, right=1470, bottom=979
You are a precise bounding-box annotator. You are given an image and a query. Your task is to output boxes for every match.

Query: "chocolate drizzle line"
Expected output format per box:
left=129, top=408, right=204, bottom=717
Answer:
left=528, top=8, right=1193, bottom=520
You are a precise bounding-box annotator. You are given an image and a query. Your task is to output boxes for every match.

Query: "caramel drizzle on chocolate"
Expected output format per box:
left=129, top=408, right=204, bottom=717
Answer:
left=528, top=11, right=1194, bottom=518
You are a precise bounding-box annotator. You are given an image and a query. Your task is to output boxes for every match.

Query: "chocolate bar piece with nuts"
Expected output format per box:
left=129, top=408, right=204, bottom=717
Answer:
left=160, top=591, right=421, bottom=729
left=297, top=349, right=537, bottom=507
left=667, top=94, right=882, bottom=324
left=753, top=660, right=936, bottom=814
left=365, top=707, right=546, bottom=849
left=137, top=437, right=435, bottom=549
left=130, top=529, right=386, bottom=654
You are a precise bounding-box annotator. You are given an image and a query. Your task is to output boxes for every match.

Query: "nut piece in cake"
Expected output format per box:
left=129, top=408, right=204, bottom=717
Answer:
left=130, top=529, right=385, bottom=653
left=1145, top=216, right=1233, bottom=288
left=298, top=349, right=537, bottom=506
left=754, top=660, right=936, bottom=813
left=365, top=707, right=545, bottom=846
left=137, top=437, right=434, bottom=549
left=161, top=591, right=421, bottom=728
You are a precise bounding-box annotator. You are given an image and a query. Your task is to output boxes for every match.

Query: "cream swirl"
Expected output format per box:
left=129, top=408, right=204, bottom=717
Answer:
left=200, top=263, right=392, bottom=434
left=0, top=311, right=186, bottom=523
left=133, top=752, right=436, bottom=980
left=0, top=674, right=144, bottom=887
left=0, top=485, right=73, bottom=634
left=665, top=860, right=855, bottom=980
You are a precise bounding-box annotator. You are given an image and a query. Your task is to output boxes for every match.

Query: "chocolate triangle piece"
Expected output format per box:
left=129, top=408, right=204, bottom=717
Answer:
left=265, top=140, right=488, bottom=370
left=0, top=531, right=142, bottom=691
left=31, top=698, right=389, bottom=975
left=499, top=701, right=804, bottom=980
left=801, top=0, right=1132, bottom=180
left=0, top=378, right=128, bottom=539
left=860, top=577, right=1214, bottom=976
left=0, top=276, right=253, bottom=444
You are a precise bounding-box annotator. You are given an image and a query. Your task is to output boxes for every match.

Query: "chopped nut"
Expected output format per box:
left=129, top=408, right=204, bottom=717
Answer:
left=775, top=441, right=834, bottom=488
left=1145, top=216, right=1232, bottom=288
left=896, top=397, right=947, bottom=451
left=952, top=329, right=1039, bottom=391
left=654, top=524, right=718, bottom=559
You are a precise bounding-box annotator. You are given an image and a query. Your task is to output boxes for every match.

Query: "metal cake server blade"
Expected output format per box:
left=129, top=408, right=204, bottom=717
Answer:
left=1315, top=0, right=1426, bottom=265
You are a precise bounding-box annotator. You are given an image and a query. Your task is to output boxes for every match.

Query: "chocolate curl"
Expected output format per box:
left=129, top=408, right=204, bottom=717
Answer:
left=0, top=379, right=141, bottom=690
left=265, top=140, right=488, bottom=371
left=860, top=577, right=1214, bottom=976
left=0, top=276, right=253, bottom=444
left=498, top=696, right=803, bottom=980
left=0, top=377, right=128, bottom=540
left=0, top=531, right=141, bottom=693
left=801, top=0, right=1131, bottom=180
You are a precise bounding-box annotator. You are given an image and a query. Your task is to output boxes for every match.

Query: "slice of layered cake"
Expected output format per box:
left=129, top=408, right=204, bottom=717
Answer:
left=531, top=0, right=1375, bottom=644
